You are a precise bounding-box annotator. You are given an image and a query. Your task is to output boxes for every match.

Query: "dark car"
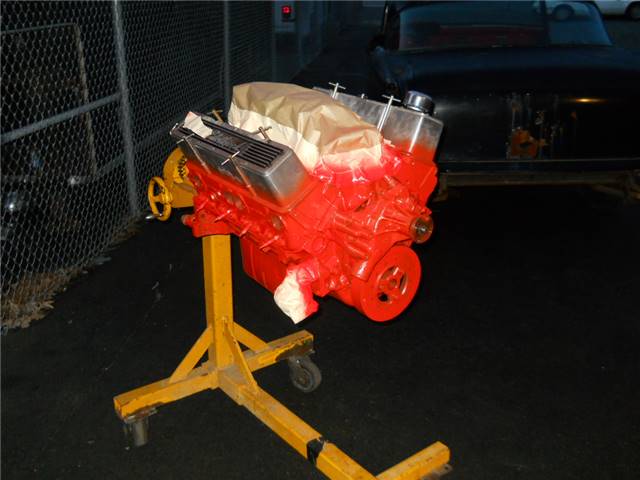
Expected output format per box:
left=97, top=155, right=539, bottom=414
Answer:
left=368, top=1, right=640, bottom=194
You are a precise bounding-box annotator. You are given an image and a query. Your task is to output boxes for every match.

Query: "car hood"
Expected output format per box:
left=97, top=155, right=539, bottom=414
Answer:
left=371, top=46, right=640, bottom=94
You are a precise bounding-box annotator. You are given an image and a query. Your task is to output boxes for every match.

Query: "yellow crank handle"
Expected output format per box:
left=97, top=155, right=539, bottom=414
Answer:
left=147, top=176, right=173, bottom=221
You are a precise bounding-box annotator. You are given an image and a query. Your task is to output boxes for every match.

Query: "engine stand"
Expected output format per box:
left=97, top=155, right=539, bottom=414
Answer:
left=113, top=234, right=451, bottom=479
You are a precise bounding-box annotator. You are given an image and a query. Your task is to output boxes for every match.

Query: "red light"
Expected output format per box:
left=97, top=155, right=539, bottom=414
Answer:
left=281, top=4, right=293, bottom=21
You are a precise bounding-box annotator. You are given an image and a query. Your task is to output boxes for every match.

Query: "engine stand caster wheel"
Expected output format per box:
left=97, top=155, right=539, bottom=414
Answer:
left=123, top=410, right=155, bottom=447
left=287, top=355, right=322, bottom=393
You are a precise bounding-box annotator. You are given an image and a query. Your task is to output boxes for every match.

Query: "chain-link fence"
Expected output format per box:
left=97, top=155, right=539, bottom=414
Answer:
left=1, top=1, right=276, bottom=329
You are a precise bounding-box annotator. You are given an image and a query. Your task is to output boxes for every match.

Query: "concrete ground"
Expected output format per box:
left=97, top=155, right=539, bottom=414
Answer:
left=2, top=11, right=640, bottom=480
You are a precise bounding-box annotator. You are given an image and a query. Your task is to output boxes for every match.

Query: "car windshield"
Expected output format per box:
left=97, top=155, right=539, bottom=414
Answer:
left=385, top=1, right=612, bottom=52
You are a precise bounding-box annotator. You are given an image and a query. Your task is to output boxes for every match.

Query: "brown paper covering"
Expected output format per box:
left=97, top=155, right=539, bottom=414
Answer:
left=229, top=82, right=382, bottom=167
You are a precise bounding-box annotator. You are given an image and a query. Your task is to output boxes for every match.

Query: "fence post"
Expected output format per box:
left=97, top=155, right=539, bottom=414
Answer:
left=112, top=0, right=140, bottom=215
left=223, top=0, right=231, bottom=113
left=270, top=2, right=277, bottom=81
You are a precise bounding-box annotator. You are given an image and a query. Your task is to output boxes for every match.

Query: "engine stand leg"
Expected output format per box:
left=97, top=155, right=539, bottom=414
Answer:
left=113, top=234, right=451, bottom=479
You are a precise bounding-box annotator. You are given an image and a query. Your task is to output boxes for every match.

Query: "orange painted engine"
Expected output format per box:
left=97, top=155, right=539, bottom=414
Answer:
left=172, top=85, right=442, bottom=322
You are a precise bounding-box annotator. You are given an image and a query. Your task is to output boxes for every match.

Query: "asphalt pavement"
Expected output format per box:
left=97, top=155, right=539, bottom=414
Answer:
left=2, top=12, right=640, bottom=480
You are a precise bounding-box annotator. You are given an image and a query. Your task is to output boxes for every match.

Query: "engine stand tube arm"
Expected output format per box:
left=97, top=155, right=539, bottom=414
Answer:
left=168, top=325, right=213, bottom=383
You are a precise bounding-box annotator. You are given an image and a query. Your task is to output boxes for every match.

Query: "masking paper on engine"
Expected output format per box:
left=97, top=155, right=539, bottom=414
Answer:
left=273, top=263, right=319, bottom=324
left=228, top=82, right=387, bottom=184
left=183, top=111, right=212, bottom=138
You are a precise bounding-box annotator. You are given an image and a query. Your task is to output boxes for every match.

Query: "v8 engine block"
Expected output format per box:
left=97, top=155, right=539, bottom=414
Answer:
left=162, top=84, right=442, bottom=322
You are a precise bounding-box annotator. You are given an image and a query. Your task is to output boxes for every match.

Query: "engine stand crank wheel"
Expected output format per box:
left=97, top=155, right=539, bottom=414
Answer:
left=147, top=176, right=173, bottom=221
left=351, top=245, right=421, bottom=322
left=288, top=355, right=322, bottom=393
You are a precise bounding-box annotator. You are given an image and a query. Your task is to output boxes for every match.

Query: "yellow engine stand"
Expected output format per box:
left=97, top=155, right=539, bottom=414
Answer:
left=113, top=234, right=451, bottom=479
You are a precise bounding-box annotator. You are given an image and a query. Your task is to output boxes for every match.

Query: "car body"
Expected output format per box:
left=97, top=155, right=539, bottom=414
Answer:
left=368, top=1, right=640, bottom=192
left=593, top=0, right=639, bottom=19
